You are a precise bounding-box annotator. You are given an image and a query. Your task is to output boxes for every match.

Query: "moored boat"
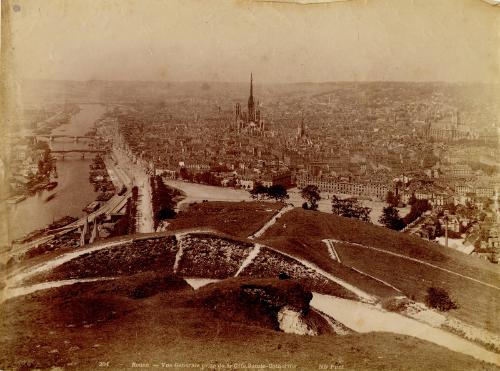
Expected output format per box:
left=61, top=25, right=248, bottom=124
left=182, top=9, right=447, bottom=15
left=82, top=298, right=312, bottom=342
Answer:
left=83, top=200, right=100, bottom=213
left=46, top=181, right=58, bottom=191
left=45, top=193, right=57, bottom=202
left=6, top=195, right=27, bottom=204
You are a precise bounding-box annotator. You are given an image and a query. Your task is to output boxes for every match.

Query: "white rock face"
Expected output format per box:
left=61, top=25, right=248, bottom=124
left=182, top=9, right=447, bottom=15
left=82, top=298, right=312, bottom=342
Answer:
left=277, top=306, right=316, bottom=336
left=184, top=278, right=220, bottom=290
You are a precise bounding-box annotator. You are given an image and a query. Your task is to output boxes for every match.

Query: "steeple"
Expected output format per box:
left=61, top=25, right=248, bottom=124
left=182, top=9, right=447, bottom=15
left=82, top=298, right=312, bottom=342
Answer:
left=250, top=73, right=253, bottom=98
left=248, top=73, right=255, bottom=122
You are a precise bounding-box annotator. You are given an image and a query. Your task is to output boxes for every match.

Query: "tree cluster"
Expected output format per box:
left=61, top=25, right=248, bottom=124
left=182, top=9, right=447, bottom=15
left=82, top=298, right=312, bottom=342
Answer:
left=300, top=185, right=321, bottom=210
left=249, top=182, right=289, bottom=202
left=403, top=199, right=432, bottom=225
left=178, top=168, right=225, bottom=187
left=331, top=195, right=371, bottom=222
left=386, top=190, right=401, bottom=208
left=27, top=142, right=55, bottom=188
left=379, top=206, right=405, bottom=230
left=151, top=175, right=179, bottom=228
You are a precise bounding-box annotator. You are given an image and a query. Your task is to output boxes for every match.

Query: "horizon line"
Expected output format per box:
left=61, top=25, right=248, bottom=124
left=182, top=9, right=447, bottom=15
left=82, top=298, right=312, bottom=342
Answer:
left=19, top=78, right=500, bottom=85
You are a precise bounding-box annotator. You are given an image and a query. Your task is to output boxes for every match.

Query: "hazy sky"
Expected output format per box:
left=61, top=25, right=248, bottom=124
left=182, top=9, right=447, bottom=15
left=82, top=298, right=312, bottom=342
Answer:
left=4, top=0, right=500, bottom=83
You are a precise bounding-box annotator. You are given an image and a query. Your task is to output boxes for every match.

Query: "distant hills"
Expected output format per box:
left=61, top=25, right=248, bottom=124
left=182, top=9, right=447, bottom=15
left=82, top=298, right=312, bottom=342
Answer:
left=18, top=79, right=500, bottom=106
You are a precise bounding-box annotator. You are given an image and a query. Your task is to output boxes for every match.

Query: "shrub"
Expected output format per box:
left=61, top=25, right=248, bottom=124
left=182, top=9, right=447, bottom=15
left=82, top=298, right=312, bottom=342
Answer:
left=425, top=287, right=457, bottom=311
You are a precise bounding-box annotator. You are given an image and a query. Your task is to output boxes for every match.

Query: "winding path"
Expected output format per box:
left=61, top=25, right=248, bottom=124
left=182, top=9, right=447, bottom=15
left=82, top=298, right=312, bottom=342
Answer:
left=311, top=293, right=500, bottom=366
left=248, top=204, right=294, bottom=240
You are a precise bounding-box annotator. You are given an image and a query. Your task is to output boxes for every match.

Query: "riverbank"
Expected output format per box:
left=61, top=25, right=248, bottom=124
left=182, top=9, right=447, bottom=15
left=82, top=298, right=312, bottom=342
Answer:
left=33, top=105, right=81, bottom=136
left=89, top=155, right=115, bottom=202
left=6, top=104, right=107, bottom=242
left=2, top=142, right=57, bottom=204
left=12, top=216, right=78, bottom=245
left=10, top=153, right=113, bottom=246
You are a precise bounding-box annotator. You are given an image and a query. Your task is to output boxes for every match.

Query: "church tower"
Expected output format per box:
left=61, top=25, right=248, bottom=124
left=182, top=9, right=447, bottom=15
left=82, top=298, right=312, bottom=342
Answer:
left=248, top=73, right=256, bottom=123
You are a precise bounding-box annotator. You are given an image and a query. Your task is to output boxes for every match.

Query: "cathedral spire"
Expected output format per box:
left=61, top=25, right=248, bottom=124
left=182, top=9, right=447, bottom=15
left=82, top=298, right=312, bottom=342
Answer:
left=248, top=73, right=255, bottom=122
left=250, top=73, right=253, bottom=98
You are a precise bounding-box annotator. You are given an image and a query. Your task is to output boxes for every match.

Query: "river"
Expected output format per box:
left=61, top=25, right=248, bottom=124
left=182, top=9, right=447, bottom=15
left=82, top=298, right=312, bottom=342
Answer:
left=6, top=104, right=106, bottom=241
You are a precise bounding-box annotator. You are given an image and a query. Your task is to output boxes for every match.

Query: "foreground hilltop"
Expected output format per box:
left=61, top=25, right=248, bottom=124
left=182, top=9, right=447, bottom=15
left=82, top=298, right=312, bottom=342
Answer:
left=1, top=201, right=499, bottom=370
left=257, top=207, right=499, bottom=333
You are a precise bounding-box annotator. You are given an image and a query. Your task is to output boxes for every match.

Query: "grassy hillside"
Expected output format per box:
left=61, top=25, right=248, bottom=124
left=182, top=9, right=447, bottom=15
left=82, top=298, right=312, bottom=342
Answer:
left=261, top=209, right=498, bottom=280
left=3, top=203, right=498, bottom=369
left=259, top=236, right=400, bottom=299
left=167, top=201, right=284, bottom=238
left=259, top=208, right=499, bottom=333
left=334, top=242, right=500, bottom=334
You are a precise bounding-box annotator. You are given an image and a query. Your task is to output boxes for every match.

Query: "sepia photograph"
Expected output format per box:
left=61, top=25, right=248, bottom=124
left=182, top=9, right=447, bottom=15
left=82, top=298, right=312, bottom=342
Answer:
left=0, top=0, right=499, bottom=369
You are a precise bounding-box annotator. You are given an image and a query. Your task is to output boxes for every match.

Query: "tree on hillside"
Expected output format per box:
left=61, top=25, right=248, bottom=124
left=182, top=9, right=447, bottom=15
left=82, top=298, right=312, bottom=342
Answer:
left=379, top=206, right=406, bottom=230
left=331, top=195, right=371, bottom=222
left=249, top=182, right=269, bottom=200
left=432, top=219, right=444, bottom=239
left=403, top=199, right=431, bottom=225
left=386, top=190, right=400, bottom=207
left=267, top=184, right=289, bottom=202
left=301, top=185, right=321, bottom=210
left=225, top=177, right=237, bottom=188
left=395, top=180, right=404, bottom=192
left=408, top=193, right=417, bottom=206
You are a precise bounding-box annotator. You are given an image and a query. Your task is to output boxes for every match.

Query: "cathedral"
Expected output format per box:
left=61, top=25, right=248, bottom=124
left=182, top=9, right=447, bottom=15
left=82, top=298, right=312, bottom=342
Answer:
left=235, top=74, right=265, bottom=135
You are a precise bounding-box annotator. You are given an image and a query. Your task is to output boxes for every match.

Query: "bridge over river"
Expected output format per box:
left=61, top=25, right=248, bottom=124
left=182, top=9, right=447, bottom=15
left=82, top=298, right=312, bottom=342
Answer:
left=51, top=149, right=108, bottom=159
left=9, top=133, right=98, bottom=143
